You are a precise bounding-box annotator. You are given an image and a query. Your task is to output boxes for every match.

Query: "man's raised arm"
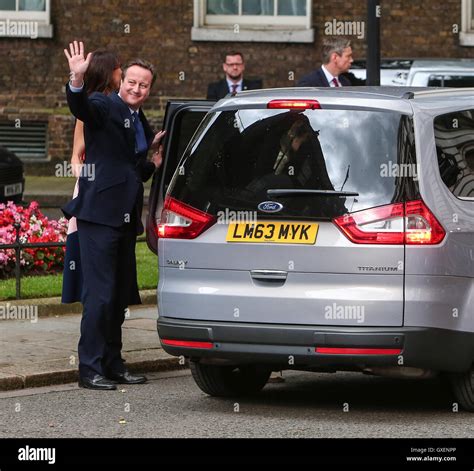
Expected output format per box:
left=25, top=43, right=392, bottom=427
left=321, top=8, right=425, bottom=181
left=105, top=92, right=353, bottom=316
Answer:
left=64, top=40, right=108, bottom=127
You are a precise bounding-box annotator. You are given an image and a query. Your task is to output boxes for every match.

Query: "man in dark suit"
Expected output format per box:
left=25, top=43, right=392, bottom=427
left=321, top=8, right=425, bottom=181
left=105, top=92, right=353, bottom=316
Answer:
left=297, top=38, right=357, bottom=87
left=63, top=41, right=165, bottom=390
left=207, top=51, right=262, bottom=100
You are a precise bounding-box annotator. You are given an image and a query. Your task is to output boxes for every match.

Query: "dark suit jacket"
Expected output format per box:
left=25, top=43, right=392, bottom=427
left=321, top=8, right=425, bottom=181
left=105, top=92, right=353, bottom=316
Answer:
left=63, top=85, right=156, bottom=234
left=207, top=78, right=263, bottom=100
left=297, top=67, right=352, bottom=87
left=342, top=72, right=366, bottom=86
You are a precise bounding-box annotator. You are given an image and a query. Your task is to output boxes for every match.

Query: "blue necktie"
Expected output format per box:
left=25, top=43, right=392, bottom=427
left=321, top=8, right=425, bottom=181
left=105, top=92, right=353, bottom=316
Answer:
left=132, top=111, right=148, bottom=155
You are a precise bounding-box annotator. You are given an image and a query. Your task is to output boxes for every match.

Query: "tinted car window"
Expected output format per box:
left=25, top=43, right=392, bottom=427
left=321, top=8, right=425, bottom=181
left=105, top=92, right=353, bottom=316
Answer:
left=168, top=109, right=415, bottom=220
left=162, top=109, right=208, bottom=195
left=434, top=110, right=474, bottom=199
left=428, top=75, right=474, bottom=87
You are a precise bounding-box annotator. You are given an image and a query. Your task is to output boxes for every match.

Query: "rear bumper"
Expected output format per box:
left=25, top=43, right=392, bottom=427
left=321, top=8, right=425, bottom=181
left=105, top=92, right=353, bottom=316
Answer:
left=157, top=317, right=474, bottom=373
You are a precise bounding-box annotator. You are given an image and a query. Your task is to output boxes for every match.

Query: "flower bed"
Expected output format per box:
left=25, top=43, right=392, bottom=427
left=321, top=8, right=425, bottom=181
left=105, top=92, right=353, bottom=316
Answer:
left=0, top=201, right=68, bottom=278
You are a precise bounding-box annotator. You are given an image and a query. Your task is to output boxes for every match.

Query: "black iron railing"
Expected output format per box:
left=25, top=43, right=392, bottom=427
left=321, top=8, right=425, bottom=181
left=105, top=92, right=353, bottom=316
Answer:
left=0, top=223, right=146, bottom=300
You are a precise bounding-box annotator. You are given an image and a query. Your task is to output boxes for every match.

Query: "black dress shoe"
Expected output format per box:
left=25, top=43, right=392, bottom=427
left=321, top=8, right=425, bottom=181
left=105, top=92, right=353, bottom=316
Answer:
left=78, top=374, right=117, bottom=390
left=106, top=370, right=147, bottom=384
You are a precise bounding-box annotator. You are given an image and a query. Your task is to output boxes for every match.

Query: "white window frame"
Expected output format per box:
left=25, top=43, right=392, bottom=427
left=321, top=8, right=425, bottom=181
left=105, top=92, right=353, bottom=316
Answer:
left=0, top=0, right=53, bottom=38
left=192, top=0, right=314, bottom=43
left=460, top=0, right=474, bottom=46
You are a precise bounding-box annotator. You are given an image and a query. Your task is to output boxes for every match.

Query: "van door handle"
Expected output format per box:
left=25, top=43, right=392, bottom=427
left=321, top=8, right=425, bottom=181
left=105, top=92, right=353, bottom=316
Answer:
left=251, top=270, right=288, bottom=281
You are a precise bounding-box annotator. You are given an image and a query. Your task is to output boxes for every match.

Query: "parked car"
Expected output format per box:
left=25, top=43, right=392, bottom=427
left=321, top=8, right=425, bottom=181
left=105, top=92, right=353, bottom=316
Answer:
left=350, top=58, right=412, bottom=85
left=0, top=146, right=24, bottom=204
left=147, top=88, right=474, bottom=410
left=351, top=58, right=474, bottom=87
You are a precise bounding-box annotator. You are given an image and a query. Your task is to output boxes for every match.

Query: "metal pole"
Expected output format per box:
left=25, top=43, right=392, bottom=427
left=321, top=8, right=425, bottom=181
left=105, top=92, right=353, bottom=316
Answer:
left=14, top=222, right=21, bottom=300
left=367, top=0, right=381, bottom=86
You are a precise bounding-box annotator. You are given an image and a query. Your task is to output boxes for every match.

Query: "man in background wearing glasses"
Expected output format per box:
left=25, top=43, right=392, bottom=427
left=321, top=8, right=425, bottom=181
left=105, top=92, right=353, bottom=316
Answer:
left=207, top=51, right=262, bottom=100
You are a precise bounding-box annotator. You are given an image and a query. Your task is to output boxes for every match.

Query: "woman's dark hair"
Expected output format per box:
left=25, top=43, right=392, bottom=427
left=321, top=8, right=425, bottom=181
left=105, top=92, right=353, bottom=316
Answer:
left=84, top=48, right=121, bottom=95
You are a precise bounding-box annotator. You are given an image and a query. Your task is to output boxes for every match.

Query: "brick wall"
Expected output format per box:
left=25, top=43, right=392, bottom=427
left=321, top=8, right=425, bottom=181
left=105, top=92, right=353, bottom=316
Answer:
left=0, top=0, right=472, bottom=173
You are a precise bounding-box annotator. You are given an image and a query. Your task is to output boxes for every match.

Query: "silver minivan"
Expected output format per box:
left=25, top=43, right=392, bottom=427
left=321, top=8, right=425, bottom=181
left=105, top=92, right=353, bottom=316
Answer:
left=147, top=87, right=474, bottom=410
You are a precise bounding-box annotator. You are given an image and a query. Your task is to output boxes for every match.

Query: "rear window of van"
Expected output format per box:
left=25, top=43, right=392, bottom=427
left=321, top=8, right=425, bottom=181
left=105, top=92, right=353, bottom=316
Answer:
left=167, top=108, right=416, bottom=220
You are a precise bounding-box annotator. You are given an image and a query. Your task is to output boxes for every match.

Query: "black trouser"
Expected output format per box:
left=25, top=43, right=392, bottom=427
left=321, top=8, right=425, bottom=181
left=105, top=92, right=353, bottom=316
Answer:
left=76, top=217, right=137, bottom=379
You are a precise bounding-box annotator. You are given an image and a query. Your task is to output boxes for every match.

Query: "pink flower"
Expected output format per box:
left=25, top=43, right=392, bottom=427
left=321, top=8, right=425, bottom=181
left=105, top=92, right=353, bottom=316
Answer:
left=0, top=201, right=68, bottom=276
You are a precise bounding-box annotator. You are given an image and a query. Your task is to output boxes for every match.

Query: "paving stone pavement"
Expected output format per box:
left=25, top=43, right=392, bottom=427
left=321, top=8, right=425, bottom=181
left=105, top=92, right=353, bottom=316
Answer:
left=0, top=305, right=185, bottom=391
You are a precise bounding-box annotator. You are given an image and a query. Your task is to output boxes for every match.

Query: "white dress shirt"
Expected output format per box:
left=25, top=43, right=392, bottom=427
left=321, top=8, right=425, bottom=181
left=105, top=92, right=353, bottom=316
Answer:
left=226, top=78, right=243, bottom=93
left=321, top=65, right=341, bottom=87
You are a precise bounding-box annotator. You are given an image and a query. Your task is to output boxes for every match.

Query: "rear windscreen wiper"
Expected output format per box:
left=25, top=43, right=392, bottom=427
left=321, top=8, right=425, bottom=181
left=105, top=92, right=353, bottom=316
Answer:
left=267, top=189, right=359, bottom=197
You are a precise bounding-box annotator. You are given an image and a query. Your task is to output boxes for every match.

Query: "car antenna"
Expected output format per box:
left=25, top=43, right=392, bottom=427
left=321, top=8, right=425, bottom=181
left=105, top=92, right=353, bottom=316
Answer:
left=340, top=164, right=350, bottom=191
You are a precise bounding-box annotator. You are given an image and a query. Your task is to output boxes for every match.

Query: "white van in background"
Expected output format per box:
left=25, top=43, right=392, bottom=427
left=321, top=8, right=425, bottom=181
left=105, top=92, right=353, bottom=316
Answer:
left=350, top=58, right=474, bottom=87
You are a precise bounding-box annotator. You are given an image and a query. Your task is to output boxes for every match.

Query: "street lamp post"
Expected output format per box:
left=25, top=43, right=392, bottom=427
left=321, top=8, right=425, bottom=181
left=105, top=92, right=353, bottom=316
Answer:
left=367, top=0, right=381, bottom=86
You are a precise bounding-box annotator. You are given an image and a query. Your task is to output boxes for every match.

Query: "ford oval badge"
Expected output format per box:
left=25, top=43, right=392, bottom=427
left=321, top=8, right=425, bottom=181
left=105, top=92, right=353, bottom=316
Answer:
left=258, top=201, right=283, bottom=213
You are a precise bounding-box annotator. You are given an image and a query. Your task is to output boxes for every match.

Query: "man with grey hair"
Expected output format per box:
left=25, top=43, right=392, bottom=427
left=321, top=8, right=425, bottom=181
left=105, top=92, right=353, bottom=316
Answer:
left=297, top=38, right=355, bottom=87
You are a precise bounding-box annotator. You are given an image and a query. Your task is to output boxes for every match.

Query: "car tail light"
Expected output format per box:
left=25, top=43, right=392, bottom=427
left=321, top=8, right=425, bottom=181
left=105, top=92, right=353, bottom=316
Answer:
left=316, top=347, right=402, bottom=355
left=267, top=99, right=321, bottom=110
left=404, top=200, right=445, bottom=244
left=157, top=197, right=216, bottom=239
left=162, top=339, right=214, bottom=349
left=333, top=200, right=445, bottom=245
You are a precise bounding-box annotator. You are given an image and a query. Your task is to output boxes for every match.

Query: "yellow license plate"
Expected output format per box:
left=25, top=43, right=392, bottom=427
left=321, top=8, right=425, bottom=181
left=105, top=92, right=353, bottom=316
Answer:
left=226, top=222, right=318, bottom=244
